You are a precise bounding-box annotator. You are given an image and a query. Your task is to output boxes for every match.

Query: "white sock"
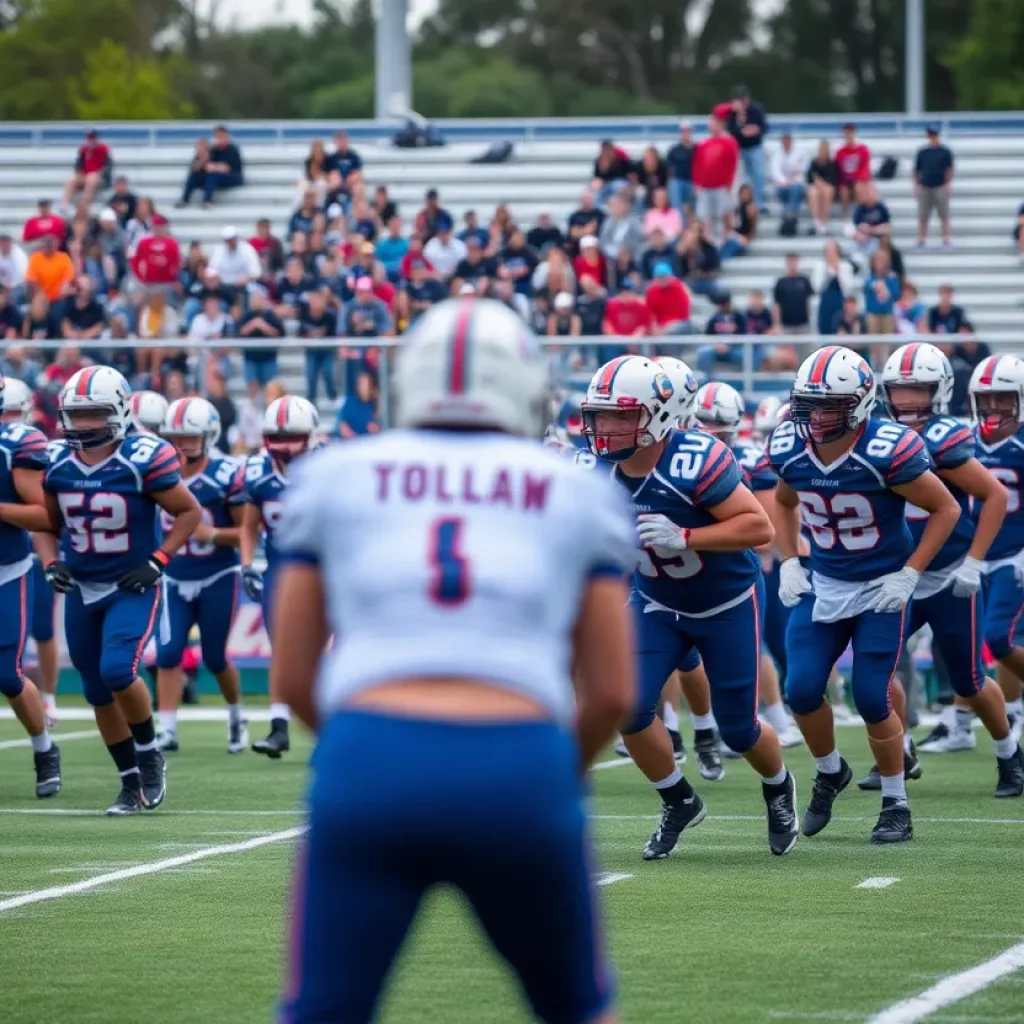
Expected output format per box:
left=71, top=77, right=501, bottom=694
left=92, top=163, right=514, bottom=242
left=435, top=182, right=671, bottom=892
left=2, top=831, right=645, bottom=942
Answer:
left=691, top=712, right=716, bottom=731
left=662, top=701, right=680, bottom=733
left=30, top=731, right=52, bottom=754
left=227, top=702, right=244, bottom=725
left=158, top=710, right=177, bottom=736
left=954, top=707, right=975, bottom=732
left=938, top=704, right=957, bottom=728
left=761, top=701, right=791, bottom=734
left=1006, top=699, right=1023, bottom=720
left=814, top=749, right=842, bottom=774
left=652, top=768, right=683, bottom=790
left=995, top=735, right=1018, bottom=759
left=41, top=693, right=56, bottom=710
left=270, top=703, right=291, bottom=722
left=762, top=766, right=788, bottom=787
left=880, top=773, right=907, bottom=804
left=902, top=731, right=912, bottom=754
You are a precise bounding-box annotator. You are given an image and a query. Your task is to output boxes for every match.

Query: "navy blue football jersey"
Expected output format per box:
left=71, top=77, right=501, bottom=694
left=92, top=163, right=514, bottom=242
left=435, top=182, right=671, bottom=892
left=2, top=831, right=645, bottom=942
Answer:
left=769, top=417, right=932, bottom=582
left=732, top=441, right=777, bottom=493
left=0, top=423, right=49, bottom=566
left=576, top=429, right=759, bottom=615
left=162, top=454, right=247, bottom=582
left=244, top=451, right=288, bottom=565
left=44, top=433, right=181, bottom=583
left=974, top=424, right=1024, bottom=561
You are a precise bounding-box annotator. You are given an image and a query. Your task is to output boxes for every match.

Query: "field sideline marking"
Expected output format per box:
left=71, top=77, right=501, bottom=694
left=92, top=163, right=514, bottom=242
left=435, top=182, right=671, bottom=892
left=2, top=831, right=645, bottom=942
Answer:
left=857, top=876, right=900, bottom=890
left=594, top=872, right=633, bottom=887
left=0, top=827, right=305, bottom=915
left=0, top=730, right=97, bottom=751
left=866, top=940, right=1024, bottom=1024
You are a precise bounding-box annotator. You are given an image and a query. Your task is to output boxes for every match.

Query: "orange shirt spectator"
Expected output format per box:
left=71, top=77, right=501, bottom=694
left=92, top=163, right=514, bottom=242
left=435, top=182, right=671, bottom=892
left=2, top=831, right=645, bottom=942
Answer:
left=22, top=201, right=67, bottom=246
left=26, top=241, right=74, bottom=302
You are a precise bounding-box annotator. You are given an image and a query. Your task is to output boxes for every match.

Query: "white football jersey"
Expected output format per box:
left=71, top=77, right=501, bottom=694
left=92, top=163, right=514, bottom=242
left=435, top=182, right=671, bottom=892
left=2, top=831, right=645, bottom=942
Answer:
left=275, top=429, right=637, bottom=724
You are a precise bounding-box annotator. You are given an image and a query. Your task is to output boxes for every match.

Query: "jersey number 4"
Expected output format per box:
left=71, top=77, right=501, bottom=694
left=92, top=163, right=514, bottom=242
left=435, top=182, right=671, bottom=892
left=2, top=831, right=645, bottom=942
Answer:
left=430, top=518, right=470, bottom=606
left=796, top=491, right=879, bottom=551
left=58, top=492, right=129, bottom=554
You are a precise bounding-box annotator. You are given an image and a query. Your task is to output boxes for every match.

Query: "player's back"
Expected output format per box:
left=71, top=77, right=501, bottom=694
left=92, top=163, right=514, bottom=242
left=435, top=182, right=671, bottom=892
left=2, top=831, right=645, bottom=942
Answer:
left=0, top=422, right=48, bottom=568
left=974, top=424, right=1024, bottom=561
left=279, top=429, right=634, bottom=724
left=731, top=440, right=777, bottom=493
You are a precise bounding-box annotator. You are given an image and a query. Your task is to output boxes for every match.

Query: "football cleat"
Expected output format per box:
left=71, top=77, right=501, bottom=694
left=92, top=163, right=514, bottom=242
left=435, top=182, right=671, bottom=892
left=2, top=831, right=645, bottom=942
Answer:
left=694, top=729, right=725, bottom=781
left=917, top=721, right=976, bottom=753
left=777, top=723, right=805, bottom=749
left=614, top=737, right=630, bottom=758
left=138, top=749, right=167, bottom=809
left=106, top=785, right=143, bottom=816
left=764, top=772, right=799, bottom=856
left=643, top=792, right=706, bottom=860
left=801, top=758, right=853, bottom=836
left=870, top=798, right=913, bottom=844
left=858, top=743, right=922, bottom=791
left=227, top=718, right=249, bottom=755
left=252, top=726, right=290, bottom=759
left=158, top=731, right=179, bottom=753
left=668, top=728, right=687, bottom=764
left=34, top=745, right=61, bottom=799
left=995, top=746, right=1024, bottom=799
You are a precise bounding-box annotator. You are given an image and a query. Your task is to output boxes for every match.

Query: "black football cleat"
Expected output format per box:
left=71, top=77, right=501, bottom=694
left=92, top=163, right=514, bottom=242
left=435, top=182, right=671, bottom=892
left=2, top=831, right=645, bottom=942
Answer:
left=858, top=743, right=922, bottom=791
left=138, top=749, right=167, bottom=809
left=857, top=765, right=882, bottom=791
left=106, top=785, right=143, bottom=816
left=668, top=728, right=687, bottom=764
left=34, top=745, right=61, bottom=799
left=763, top=772, right=799, bottom=856
left=870, top=798, right=913, bottom=844
left=252, top=725, right=290, bottom=759
left=801, top=758, right=853, bottom=836
left=157, top=732, right=179, bottom=753
left=642, top=792, right=706, bottom=860
left=694, top=728, right=725, bottom=782
left=995, top=746, right=1024, bottom=799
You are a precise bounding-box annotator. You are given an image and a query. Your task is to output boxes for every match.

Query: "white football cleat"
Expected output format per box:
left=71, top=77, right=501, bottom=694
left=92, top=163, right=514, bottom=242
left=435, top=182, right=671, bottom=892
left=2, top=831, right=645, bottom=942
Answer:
left=777, top=723, right=806, bottom=748
left=227, top=718, right=250, bottom=755
left=917, top=722, right=976, bottom=753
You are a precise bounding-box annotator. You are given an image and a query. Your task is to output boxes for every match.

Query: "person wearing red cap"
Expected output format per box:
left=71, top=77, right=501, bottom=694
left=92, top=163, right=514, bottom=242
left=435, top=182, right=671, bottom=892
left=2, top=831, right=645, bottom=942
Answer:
left=131, top=214, right=181, bottom=293
left=62, top=129, right=112, bottom=209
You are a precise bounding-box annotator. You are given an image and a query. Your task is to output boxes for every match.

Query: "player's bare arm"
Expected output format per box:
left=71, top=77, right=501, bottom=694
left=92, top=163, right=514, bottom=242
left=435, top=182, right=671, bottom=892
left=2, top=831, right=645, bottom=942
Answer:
left=239, top=501, right=262, bottom=566
left=892, top=470, right=961, bottom=574
left=196, top=502, right=245, bottom=548
left=0, top=466, right=52, bottom=532
left=940, top=459, right=1008, bottom=562
left=772, top=480, right=802, bottom=561
left=151, top=480, right=202, bottom=558
left=688, top=481, right=774, bottom=552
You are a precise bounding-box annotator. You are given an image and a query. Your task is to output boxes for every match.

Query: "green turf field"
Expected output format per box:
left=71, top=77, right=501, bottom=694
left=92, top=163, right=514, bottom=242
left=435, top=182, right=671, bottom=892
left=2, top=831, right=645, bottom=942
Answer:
left=1, top=714, right=1023, bottom=1024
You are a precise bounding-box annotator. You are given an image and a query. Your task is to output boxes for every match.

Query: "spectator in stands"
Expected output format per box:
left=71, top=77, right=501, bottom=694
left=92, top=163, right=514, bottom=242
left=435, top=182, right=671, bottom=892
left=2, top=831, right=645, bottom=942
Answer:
left=109, top=176, right=137, bottom=225
left=104, top=317, right=138, bottom=393
left=299, top=288, right=337, bottom=403
left=527, top=213, right=564, bottom=252
left=806, top=139, right=839, bottom=236
left=62, top=129, right=112, bottom=210
left=178, top=126, right=244, bottom=208
left=327, top=131, right=363, bottom=200
left=548, top=291, right=581, bottom=339
left=498, top=229, right=537, bottom=299
left=601, top=280, right=650, bottom=361
left=176, top=140, right=210, bottom=209
left=772, top=252, right=814, bottom=336
left=812, top=238, right=856, bottom=335
left=349, top=196, right=380, bottom=242
left=130, top=213, right=180, bottom=297
left=370, top=261, right=397, bottom=314
left=237, top=284, right=284, bottom=386
left=37, top=346, right=86, bottom=435
left=300, top=139, right=331, bottom=207
left=490, top=204, right=516, bottom=250
left=727, top=85, right=768, bottom=211
left=927, top=284, right=967, bottom=335
left=573, top=234, right=608, bottom=289
left=863, top=249, right=900, bottom=336
left=336, top=371, right=380, bottom=438
left=273, top=255, right=315, bottom=320
left=576, top=274, right=608, bottom=341
left=458, top=210, right=489, bottom=250
left=772, top=132, right=807, bottom=225
left=250, top=218, right=285, bottom=277
left=636, top=146, right=668, bottom=208
left=210, top=227, right=261, bottom=299
left=666, top=121, right=696, bottom=217
left=21, top=290, right=58, bottom=342
left=719, top=184, right=758, bottom=261
left=949, top=330, right=991, bottom=415
left=399, top=234, right=432, bottom=281
left=373, top=185, right=396, bottom=225
left=22, top=200, right=66, bottom=250
left=693, top=114, right=739, bottom=245
left=26, top=233, right=74, bottom=303
left=567, top=190, right=605, bottom=254
left=643, top=188, right=683, bottom=244
left=137, top=288, right=182, bottom=385
left=850, top=181, right=891, bottom=258
left=340, top=277, right=392, bottom=392
left=0, top=286, right=19, bottom=341
left=0, top=340, right=42, bottom=380
left=640, top=227, right=680, bottom=281
left=398, top=259, right=445, bottom=328
left=599, top=191, right=642, bottom=267
left=677, top=220, right=724, bottom=300
left=65, top=200, right=99, bottom=251
left=744, top=289, right=774, bottom=336
left=878, top=234, right=904, bottom=283
left=697, top=292, right=747, bottom=376
left=182, top=265, right=232, bottom=329
left=97, top=209, right=127, bottom=286
left=289, top=190, right=322, bottom=238
left=914, top=123, right=954, bottom=248
left=645, top=262, right=692, bottom=336
left=453, top=236, right=496, bottom=296
left=423, top=218, right=466, bottom=282
left=834, top=295, right=870, bottom=358
left=0, top=233, right=28, bottom=303
left=188, top=293, right=235, bottom=365
left=61, top=275, right=106, bottom=344
left=531, top=244, right=574, bottom=301
left=124, top=196, right=155, bottom=256
left=415, top=189, right=449, bottom=243
left=895, top=281, right=927, bottom=333
left=375, top=216, right=409, bottom=284
left=836, top=123, right=872, bottom=219
left=591, top=140, right=634, bottom=207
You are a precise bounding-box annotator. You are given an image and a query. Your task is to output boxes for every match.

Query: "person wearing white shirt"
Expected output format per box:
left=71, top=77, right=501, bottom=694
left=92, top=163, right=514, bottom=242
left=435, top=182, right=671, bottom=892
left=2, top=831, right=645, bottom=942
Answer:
left=0, top=233, right=28, bottom=301
left=422, top=224, right=467, bottom=280
left=772, top=133, right=808, bottom=220
left=188, top=294, right=235, bottom=378
left=209, top=226, right=261, bottom=290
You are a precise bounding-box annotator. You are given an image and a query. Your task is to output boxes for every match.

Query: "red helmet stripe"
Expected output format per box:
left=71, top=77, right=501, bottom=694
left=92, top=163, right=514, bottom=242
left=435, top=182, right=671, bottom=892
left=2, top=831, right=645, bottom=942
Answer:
left=702, top=383, right=719, bottom=411
left=448, top=300, right=475, bottom=395
left=173, top=399, right=189, bottom=430
left=595, top=356, right=632, bottom=397
left=76, top=368, right=97, bottom=397
left=978, top=355, right=1001, bottom=387
left=807, top=346, right=839, bottom=386
left=277, top=397, right=290, bottom=430
left=899, top=343, right=919, bottom=376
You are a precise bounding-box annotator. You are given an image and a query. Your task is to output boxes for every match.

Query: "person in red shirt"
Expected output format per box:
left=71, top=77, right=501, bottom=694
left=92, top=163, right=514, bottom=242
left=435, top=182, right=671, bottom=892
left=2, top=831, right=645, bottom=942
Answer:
left=62, top=129, right=112, bottom=209
left=131, top=214, right=181, bottom=293
left=692, top=114, right=740, bottom=244
left=835, top=122, right=872, bottom=217
left=572, top=235, right=608, bottom=288
left=399, top=234, right=434, bottom=280
left=371, top=264, right=397, bottom=312
left=603, top=281, right=652, bottom=338
left=250, top=217, right=285, bottom=277
left=22, top=200, right=67, bottom=249
left=645, top=262, right=692, bottom=334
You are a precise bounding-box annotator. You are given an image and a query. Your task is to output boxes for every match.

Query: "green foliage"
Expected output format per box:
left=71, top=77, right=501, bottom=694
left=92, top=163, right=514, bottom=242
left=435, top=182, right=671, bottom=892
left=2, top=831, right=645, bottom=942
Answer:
left=947, top=0, right=1024, bottom=110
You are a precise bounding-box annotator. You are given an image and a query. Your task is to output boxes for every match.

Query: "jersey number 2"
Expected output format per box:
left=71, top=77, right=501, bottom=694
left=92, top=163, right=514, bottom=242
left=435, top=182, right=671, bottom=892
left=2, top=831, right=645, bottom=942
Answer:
left=430, top=518, right=470, bottom=606
left=58, top=492, right=129, bottom=554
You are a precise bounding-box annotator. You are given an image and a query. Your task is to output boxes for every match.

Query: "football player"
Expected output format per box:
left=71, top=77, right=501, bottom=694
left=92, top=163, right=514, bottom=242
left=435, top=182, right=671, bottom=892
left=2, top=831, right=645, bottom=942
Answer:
left=968, top=355, right=1024, bottom=744
left=0, top=374, right=61, bottom=797
left=155, top=398, right=248, bottom=755
left=273, top=299, right=634, bottom=1024
left=770, top=345, right=960, bottom=844
left=129, top=390, right=169, bottom=435
left=581, top=355, right=799, bottom=858
left=877, top=343, right=1022, bottom=795
left=695, top=382, right=804, bottom=749
left=41, top=367, right=201, bottom=815
left=242, top=395, right=320, bottom=759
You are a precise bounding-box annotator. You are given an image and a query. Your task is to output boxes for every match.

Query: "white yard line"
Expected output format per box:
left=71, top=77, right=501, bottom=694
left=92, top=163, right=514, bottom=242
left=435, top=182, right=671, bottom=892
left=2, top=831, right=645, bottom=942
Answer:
left=0, top=729, right=96, bottom=751
left=0, top=808, right=304, bottom=817
left=866, top=941, right=1024, bottom=1024
left=593, top=872, right=633, bottom=887
left=591, top=757, right=634, bottom=771
left=590, top=814, right=1024, bottom=826
left=0, top=827, right=305, bottom=915
left=857, top=876, right=900, bottom=890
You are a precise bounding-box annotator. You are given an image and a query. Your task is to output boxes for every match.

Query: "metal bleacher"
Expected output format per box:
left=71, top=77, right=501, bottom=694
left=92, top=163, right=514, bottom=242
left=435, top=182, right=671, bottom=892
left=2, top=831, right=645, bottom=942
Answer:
left=0, top=116, right=1021, bottom=405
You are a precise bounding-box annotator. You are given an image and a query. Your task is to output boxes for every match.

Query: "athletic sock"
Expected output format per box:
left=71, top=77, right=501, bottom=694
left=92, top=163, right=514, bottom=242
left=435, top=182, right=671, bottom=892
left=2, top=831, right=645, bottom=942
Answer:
left=814, top=749, right=842, bottom=775
left=995, top=735, right=1018, bottom=759
left=761, top=702, right=791, bottom=734
left=41, top=693, right=56, bottom=712
left=880, top=773, right=907, bottom=805
left=157, top=710, right=177, bottom=736
left=761, top=766, right=789, bottom=788
left=227, top=702, right=244, bottom=726
left=691, top=712, right=716, bottom=732
left=954, top=707, right=975, bottom=732
left=652, top=769, right=695, bottom=804
left=108, top=738, right=141, bottom=790
left=270, top=703, right=291, bottom=723
left=30, top=731, right=52, bottom=754
left=902, top=732, right=912, bottom=754
left=1007, top=699, right=1023, bottom=720
left=131, top=716, right=158, bottom=753
left=662, top=701, right=680, bottom=733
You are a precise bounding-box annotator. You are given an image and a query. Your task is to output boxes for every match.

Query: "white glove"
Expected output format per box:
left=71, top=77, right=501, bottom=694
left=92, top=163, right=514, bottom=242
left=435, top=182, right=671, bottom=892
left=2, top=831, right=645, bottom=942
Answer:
left=951, top=556, right=984, bottom=598
left=868, top=566, right=921, bottom=613
left=636, top=513, right=690, bottom=553
left=778, top=556, right=812, bottom=608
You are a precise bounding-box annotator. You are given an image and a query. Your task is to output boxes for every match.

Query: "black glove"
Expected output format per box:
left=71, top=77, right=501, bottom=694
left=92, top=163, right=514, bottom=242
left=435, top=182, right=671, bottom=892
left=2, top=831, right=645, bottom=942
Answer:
left=242, top=565, right=264, bottom=601
left=44, top=560, right=75, bottom=594
left=117, top=553, right=168, bottom=594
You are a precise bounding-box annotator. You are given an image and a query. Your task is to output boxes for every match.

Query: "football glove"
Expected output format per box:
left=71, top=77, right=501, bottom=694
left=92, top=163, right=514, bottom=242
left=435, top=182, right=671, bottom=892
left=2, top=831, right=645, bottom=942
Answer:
left=242, top=565, right=264, bottom=601
left=951, top=556, right=984, bottom=598
left=778, top=557, right=812, bottom=608
left=44, top=560, right=75, bottom=595
left=117, top=551, right=169, bottom=594
left=636, top=513, right=690, bottom=553
left=867, top=566, right=920, bottom=614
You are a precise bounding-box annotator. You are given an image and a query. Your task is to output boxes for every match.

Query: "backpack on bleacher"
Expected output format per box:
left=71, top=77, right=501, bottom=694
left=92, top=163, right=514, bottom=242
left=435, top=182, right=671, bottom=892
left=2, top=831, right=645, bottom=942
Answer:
left=779, top=212, right=799, bottom=237
left=470, top=141, right=514, bottom=165
left=392, top=121, right=446, bottom=148
left=877, top=156, right=898, bottom=180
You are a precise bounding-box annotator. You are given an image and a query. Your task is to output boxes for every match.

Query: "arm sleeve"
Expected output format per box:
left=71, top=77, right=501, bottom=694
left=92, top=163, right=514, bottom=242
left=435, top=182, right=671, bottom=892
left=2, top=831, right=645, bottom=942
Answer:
left=694, top=439, right=743, bottom=508
left=275, top=456, right=323, bottom=565
left=142, top=440, right=183, bottom=493
left=12, top=428, right=49, bottom=471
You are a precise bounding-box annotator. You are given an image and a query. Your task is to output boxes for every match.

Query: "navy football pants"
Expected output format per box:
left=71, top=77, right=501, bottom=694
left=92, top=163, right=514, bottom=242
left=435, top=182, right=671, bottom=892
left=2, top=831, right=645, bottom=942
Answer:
left=156, top=573, right=238, bottom=675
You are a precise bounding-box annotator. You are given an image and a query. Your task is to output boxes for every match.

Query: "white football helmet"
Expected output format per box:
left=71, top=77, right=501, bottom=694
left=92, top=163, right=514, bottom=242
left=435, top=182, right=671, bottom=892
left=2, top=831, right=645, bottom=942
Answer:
left=162, top=397, right=222, bottom=461
left=263, top=395, right=320, bottom=465
left=582, top=355, right=678, bottom=462
left=130, top=390, right=170, bottom=435
left=969, top=354, right=1024, bottom=442
left=791, top=345, right=876, bottom=444
left=394, top=298, right=550, bottom=438
left=881, top=342, right=954, bottom=424
left=0, top=378, right=33, bottom=422
left=652, top=355, right=699, bottom=428
left=59, top=366, right=131, bottom=450
left=753, top=395, right=784, bottom=439
left=694, top=382, right=745, bottom=441
left=776, top=400, right=792, bottom=426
